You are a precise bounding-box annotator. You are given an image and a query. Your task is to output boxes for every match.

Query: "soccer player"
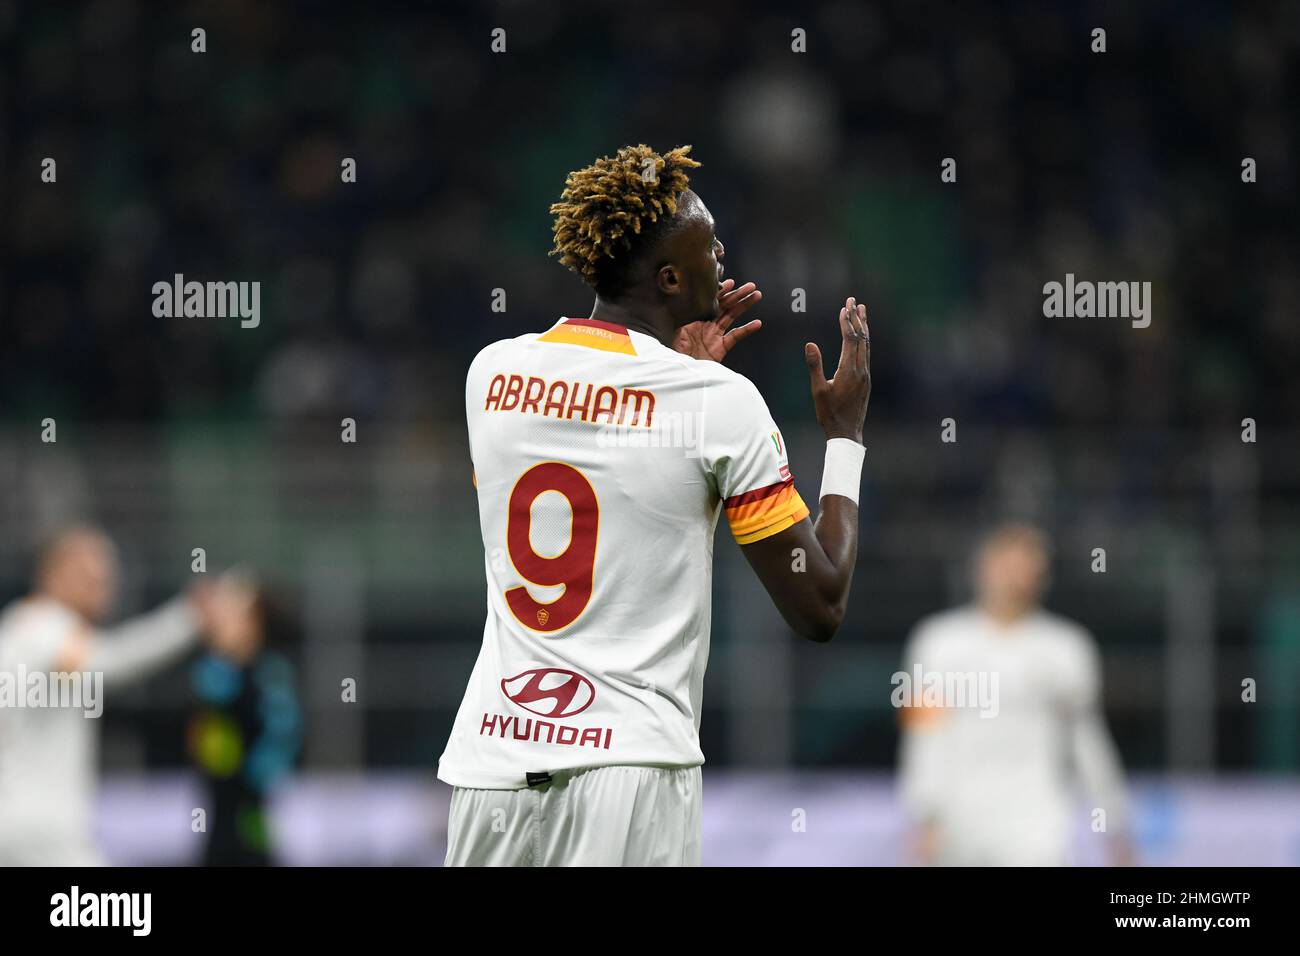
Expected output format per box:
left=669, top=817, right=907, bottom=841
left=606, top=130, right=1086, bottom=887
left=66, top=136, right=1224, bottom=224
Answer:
left=188, top=586, right=302, bottom=866
left=0, top=525, right=247, bottom=865
left=439, top=144, right=872, bottom=866
left=897, top=524, right=1134, bottom=866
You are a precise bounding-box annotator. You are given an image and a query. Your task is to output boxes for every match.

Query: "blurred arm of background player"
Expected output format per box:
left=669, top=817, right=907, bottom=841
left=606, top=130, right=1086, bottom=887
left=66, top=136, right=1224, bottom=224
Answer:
left=740, top=298, right=872, bottom=642
left=1069, top=637, right=1137, bottom=866
left=34, top=526, right=250, bottom=683
left=896, top=624, right=949, bottom=865
left=64, top=581, right=249, bottom=688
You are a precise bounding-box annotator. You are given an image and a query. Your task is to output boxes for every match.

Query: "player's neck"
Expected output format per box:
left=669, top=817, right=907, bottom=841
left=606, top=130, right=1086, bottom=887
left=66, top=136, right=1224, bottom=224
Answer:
left=979, top=599, right=1034, bottom=629
left=33, top=586, right=86, bottom=621
left=588, top=297, right=675, bottom=346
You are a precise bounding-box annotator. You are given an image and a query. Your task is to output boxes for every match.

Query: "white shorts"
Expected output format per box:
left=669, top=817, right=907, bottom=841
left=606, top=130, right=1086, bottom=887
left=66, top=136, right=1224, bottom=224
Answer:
left=444, top=765, right=702, bottom=867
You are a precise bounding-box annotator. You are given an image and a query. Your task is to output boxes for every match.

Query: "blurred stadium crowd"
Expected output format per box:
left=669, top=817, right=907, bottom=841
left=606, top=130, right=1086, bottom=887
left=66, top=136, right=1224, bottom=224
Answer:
left=6, top=1, right=1297, bottom=428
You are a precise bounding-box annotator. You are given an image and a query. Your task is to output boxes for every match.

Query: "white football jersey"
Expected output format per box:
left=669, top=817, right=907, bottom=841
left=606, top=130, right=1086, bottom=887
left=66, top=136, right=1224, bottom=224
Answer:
left=438, top=317, right=809, bottom=789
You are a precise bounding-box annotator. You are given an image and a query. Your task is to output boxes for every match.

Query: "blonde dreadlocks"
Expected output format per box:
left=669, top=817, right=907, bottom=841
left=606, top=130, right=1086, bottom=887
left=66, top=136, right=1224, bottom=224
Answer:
left=549, top=144, right=701, bottom=296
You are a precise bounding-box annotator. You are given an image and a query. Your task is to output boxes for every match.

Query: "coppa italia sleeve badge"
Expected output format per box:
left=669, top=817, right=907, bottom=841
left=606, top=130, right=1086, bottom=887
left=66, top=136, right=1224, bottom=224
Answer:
left=771, top=431, right=791, bottom=481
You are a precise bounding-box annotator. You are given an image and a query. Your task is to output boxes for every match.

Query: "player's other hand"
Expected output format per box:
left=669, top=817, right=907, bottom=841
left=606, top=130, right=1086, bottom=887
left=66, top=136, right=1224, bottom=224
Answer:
left=190, top=572, right=258, bottom=651
left=910, top=821, right=941, bottom=866
left=671, top=278, right=763, bottom=363
left=805, top=296, right=871, bottom=443
left=1109, top=835, right=1139, bottom=867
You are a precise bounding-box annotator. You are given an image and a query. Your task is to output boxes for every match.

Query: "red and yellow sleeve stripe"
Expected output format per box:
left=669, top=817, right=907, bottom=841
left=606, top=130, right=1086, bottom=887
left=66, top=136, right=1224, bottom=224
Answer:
left=724, top=478, right=810, bottom=544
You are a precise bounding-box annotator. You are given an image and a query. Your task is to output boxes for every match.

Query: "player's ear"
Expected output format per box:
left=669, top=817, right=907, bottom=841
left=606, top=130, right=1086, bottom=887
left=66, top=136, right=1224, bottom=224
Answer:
left=655, top=262, right=682, bottom=297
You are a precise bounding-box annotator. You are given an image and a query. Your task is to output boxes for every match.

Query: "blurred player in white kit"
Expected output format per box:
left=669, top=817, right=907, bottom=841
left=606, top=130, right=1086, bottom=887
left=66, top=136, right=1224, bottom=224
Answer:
left=897, top=524, right=1134, bottom=866
left=0, top=525, right=249, bottom=865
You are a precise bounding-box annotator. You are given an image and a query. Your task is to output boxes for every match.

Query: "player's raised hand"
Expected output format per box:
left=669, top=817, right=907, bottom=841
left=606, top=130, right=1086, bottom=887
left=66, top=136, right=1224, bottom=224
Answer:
left=191, top=571, right=259, bottom=653
left=671, top=278, right=763, bottom=363
left=804, top=296, right=871, bottom=442
left=716, top=278, right=762, bottom=332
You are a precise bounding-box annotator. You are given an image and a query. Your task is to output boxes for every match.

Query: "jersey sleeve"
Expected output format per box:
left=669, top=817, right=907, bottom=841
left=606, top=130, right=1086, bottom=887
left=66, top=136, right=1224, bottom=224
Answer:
left=1060, top=629, right=1132, bottom=834
left=703, top=373, right=810, bottom=545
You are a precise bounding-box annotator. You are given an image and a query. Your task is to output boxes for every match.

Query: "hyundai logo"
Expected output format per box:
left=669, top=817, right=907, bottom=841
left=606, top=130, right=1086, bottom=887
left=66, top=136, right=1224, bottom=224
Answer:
left=500, top=668, right=596, bottom=718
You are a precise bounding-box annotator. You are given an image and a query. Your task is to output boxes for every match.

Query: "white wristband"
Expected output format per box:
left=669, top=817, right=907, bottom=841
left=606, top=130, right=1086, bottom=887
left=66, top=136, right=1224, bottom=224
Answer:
left=819, top=438, right=865, bottom=504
